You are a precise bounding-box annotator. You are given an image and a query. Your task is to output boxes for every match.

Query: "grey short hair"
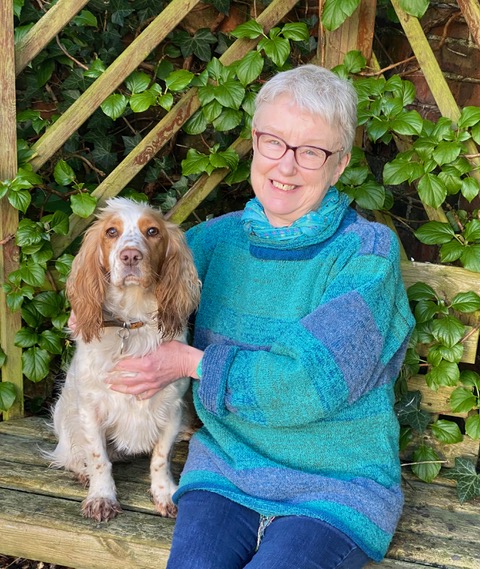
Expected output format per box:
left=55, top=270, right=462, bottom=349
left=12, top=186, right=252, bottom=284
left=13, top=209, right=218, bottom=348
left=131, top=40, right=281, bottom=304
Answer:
left=253, top=64, right=358, bottom=155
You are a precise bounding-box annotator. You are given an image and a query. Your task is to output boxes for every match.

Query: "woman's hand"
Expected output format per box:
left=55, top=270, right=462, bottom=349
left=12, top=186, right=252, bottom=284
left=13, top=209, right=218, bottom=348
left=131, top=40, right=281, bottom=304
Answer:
left=106, top=340, right=203, bottom=400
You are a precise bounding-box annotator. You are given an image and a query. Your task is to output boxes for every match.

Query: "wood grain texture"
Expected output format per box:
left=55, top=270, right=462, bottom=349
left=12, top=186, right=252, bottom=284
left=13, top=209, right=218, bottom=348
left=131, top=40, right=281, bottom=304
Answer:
left=1, top=417, right=479, bottom=568
left=0, top=0, right=23, bottom=419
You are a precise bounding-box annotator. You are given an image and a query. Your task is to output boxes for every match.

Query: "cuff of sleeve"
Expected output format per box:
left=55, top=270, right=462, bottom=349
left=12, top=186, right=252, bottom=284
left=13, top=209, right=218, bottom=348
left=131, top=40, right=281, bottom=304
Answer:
left=197, top=344, right=238, bottom=417
left=196, top=358, right=203, bottom=379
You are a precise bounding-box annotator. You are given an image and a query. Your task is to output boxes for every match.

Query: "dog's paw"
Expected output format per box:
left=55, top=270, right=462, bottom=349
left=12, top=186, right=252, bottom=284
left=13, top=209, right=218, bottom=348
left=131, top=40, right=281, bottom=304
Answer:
left=81, top=497, right=122, bottom=522
left=153, top=497, right=178, bottom=518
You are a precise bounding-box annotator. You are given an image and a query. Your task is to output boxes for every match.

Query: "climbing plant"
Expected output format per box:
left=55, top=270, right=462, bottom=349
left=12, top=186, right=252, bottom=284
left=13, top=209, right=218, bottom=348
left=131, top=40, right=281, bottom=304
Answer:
left=1, top=0, right=479, bottom=497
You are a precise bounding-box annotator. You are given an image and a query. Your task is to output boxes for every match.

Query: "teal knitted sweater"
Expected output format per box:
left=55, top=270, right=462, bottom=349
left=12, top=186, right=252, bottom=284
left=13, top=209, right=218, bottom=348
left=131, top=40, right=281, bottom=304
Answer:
left=174, top=187, right=415, bottom=561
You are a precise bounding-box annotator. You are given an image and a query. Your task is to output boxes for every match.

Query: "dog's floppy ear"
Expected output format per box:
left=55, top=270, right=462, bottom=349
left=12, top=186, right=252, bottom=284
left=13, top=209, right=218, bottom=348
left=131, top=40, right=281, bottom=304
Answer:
left=66, top=222, right=106, bottom=343
left=155, top=222, right=201, bottom=340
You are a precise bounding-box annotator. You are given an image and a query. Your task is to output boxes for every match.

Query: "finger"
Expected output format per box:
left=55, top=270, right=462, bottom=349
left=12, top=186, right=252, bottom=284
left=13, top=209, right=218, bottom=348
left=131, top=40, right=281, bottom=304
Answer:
left=108, top=381, right=154, bottom=396
left=105, top=371, right=138, bottom=385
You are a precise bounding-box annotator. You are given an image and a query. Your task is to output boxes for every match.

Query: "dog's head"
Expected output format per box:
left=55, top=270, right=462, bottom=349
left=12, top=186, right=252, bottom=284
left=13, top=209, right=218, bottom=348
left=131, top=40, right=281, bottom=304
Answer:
left=66, top=198, right=200, bottom=343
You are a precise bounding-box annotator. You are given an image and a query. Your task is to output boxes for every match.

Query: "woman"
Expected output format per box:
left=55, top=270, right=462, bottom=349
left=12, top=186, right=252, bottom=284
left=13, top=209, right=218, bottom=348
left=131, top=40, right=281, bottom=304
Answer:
left=108, top=64, right=415, bottom=568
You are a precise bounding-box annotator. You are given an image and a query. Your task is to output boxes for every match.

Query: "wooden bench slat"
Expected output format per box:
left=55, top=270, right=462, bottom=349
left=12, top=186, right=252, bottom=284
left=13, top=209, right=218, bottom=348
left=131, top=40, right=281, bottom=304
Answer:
left=0, top=487, right=173, bottom=569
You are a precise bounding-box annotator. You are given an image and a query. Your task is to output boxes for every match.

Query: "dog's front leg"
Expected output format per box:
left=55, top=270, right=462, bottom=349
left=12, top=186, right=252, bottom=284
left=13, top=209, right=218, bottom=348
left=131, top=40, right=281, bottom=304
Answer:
left=80, top=407, right=122, bottom=522
left=150, top=402, right=184, bottom=518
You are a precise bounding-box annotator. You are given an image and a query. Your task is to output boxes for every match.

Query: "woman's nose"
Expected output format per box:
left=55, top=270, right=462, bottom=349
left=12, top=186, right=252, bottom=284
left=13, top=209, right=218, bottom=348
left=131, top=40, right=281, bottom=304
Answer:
left=277, top=148, right=297, bottom=174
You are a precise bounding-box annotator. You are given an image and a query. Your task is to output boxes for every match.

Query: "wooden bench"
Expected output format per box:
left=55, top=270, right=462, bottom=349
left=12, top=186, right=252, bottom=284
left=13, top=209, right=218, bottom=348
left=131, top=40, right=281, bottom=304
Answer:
left=1, top=260, right=479, bottom=569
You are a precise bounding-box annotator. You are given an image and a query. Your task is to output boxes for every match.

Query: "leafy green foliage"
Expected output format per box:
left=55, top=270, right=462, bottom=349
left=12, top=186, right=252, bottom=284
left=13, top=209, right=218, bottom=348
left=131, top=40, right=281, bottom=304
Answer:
left=444, top=458, right=480, bottom=502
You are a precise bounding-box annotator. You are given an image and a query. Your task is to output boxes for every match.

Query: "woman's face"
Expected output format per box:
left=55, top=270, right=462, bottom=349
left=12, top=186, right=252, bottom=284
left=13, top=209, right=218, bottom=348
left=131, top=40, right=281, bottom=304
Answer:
left=251, top=95, right=350, bottom=227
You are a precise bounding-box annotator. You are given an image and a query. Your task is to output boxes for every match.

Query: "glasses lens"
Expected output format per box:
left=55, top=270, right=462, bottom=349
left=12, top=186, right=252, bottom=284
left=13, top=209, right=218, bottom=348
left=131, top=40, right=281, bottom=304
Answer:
left=257, top=133, right=287, bottom=159
left=296, top=146, right=327, bottom=169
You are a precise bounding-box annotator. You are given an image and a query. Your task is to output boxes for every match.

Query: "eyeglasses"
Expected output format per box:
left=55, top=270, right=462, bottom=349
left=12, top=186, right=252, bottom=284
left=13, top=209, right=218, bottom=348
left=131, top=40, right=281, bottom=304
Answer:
left=254, top=131, right=344, bottom=170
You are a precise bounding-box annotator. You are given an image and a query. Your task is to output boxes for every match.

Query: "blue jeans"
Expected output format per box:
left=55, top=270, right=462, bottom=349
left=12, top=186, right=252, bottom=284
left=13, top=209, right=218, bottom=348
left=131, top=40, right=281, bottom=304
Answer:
left=166, top=491, right=371, bottom=569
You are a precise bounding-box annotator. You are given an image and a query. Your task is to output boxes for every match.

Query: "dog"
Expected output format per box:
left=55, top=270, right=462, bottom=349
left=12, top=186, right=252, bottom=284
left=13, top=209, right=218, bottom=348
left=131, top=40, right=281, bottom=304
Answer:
left=49, top=197, right=201, bottom=522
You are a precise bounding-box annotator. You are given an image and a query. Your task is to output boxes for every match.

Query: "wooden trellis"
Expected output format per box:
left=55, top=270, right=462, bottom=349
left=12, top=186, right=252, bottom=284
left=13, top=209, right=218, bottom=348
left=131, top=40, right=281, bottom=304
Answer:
left=1, top=0, right=480, bottom=419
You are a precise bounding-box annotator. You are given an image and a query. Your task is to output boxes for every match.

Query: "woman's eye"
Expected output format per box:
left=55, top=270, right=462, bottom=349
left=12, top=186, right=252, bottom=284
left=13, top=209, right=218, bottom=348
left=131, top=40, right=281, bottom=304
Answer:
left=147, top=227, right=159, bottom=237
left=106, top=227, right=118, bottom=237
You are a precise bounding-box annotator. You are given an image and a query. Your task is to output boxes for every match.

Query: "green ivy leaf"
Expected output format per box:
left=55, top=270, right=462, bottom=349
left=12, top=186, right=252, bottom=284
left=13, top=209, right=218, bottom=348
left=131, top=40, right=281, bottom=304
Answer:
left=183, top=110, right=208, bottom=135
left=213, top=81, right=245, bottom=110
left=460, top=244, right=480, bottom=272
left=450, top=387, right=477, bottom=414
left=367, top=116, right=390, bottom=142
left=451, top=291, right=480, bottom=312
left=8, top=189, right=31, bottom=213
left=390, top=110, right=423, bottom=136
left=38, top=330, right=64, bottom=355
left=465, top=414, right=480, bottom=440
left=0, top=346, right=6, bottom=367
left=281, top=22, right=310, bottom=41
left=431, top=316, right=465, bottom=348
left=84, top=58, right=106, bottom=79
left=70, top=193, right=97, bottom=218
left=460, top=370, right=480, bottom=389
left=19, top=262, right=46, bottom=287
left=210, top=149, right=239, bottom=171
left=130, top=89, right=158, bottom=113
left=14, top=328, right=40, bottom=348
left=444, top=457, right=480, bottom=502
left=399, top=0, right=429, bottom=19
left=231, top=20, right=264, bottom=39
left=322, top=0, right=361, bottom=32
left=258, top=36, right=290, bottom=68
left=43, top=210, right=69, bottom=236
left=16, top=219, right=44, bottom=247
left=125, top=71, right=151, bottom=94
left=212, top=108, right=243, bottom=131
left=235, top=51, right=264, bottom=86
left=414, top=221, right=455, bottom=245
left=414, top=300, right=443, bottom=323
left=426, top=360, right=460, bottom=389
left=158, top=93, right=174, bottom=112
left=54, top=160, right=76, bottom=186
left=412, top=444, right=442, bottom=482
left=0, top=382, right=17, bottom=412
left=439, top=240, right=464, bottom=264
left=22, top=347, right=52, bottom=383
left=347, top=180, right=385, bottom=210
left=100, top=94, right=128, bottom=120
left=72, top=9, right=97, bottom=27
left=407, top=282, right=437, bottom=302
left=431, top=419, right=463, bottom=444
left=165, top=69, right=194, bottom=92
left=181, top=149, right=210, bottom=176
left=383, top=159, right=424, bottom=184
left=461, top=177, right=480, bottom=203
left=32, top=291, right=65, bottom=318
left=433, top=141, right=462, bottom=165
left=458, top=106, right=480, bottom=129
left=464, top=219, right=480, bottom=242
left=55, top=254, right=73, bottom=280
left=342, top=50, right=366, bottom=74
left=395, top=391, right=431, bottom=432
left=418, top=173, right=447, bottom=209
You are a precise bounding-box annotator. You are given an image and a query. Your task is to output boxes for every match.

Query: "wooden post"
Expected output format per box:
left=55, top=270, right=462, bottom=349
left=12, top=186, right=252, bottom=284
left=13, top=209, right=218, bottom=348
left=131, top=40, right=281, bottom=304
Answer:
left=0, top=1, right=23, bottom=418
left=317, top=0, right=377, bottom=68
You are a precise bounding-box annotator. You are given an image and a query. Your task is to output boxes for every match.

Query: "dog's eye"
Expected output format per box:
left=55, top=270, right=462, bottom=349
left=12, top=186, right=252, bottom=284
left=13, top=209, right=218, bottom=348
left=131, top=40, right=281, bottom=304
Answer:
left=106, top=227, right=118, bottom=238
left=146, top=227, right=159, bottom=237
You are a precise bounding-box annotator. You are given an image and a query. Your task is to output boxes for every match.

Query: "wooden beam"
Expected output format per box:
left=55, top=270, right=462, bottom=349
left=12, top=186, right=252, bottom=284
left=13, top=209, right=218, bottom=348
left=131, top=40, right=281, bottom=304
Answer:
left=317, top=0, right=377, bottom=68
left=15, top=0, right=90, bottom=74
left=0, top=0, right=23, bottom=418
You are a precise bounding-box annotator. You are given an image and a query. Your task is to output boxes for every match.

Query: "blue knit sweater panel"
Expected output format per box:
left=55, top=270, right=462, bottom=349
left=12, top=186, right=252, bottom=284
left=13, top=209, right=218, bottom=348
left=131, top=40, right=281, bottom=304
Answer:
left=174, top=187, right=415, bottom=562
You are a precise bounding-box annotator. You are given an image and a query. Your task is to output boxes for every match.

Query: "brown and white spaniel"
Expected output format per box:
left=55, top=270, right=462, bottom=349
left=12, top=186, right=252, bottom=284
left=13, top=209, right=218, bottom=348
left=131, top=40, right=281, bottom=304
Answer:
left=49, top=197, right=201, bottom=522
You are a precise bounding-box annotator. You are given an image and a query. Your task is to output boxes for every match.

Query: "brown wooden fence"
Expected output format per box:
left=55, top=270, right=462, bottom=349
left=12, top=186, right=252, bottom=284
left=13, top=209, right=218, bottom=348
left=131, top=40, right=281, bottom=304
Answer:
left=1, top=0, right=480, bottom=419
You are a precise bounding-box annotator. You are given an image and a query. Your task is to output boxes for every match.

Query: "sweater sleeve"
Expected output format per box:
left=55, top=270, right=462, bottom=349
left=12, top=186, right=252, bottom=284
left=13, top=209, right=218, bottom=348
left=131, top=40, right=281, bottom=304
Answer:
left=197, top=248, right=415, bottom=428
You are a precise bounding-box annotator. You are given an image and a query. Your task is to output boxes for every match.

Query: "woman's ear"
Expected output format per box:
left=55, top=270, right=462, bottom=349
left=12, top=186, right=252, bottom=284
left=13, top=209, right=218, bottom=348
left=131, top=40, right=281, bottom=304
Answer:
left=331, top=152, right=351, bottom=186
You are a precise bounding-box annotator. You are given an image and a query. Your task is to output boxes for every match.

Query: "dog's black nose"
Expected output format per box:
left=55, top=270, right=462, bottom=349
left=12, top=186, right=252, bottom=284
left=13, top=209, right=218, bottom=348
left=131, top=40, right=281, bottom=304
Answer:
left=120, top=248, right=143, bottom=266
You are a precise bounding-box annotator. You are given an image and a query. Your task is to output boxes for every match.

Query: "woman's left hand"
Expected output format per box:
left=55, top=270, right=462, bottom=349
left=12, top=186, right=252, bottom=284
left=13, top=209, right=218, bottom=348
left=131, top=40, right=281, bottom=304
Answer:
left=106, top=340, right=203, bottom=400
